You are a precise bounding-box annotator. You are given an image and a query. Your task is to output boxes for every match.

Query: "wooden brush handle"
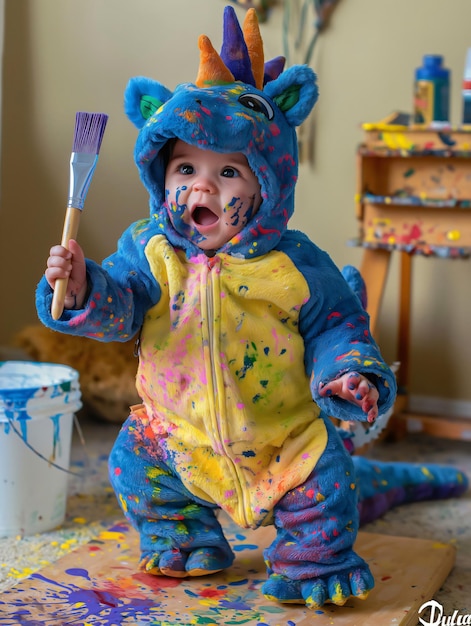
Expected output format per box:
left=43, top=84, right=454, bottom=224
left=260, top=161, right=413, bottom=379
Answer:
left=51, top=206, right=82, bottom=320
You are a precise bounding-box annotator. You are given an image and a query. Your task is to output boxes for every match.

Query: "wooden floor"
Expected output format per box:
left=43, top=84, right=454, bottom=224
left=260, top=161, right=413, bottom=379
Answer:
left=0, top=515, right=456, bottom=626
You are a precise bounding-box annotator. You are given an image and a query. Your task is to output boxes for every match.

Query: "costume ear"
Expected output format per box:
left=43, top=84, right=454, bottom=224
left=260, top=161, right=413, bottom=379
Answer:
left=264, top=65, right=318, bottom=128
left=124, top=76, right=173, bottom=129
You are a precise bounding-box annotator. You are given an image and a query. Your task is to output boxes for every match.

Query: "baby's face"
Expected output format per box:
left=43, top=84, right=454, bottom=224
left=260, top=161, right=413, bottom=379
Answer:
left=165, top=140, right=262, bottom=251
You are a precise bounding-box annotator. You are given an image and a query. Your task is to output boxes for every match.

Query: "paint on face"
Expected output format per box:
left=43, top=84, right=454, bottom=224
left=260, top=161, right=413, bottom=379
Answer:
left=166, top=186, right=207, bottom=245
left=224, top=196, right=256, bottom=228
left=164, top=140, right=262, bottom=251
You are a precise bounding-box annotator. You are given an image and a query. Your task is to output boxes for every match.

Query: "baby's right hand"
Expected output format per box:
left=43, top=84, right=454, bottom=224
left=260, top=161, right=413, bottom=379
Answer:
left=45, top=239, right=88, bottom=310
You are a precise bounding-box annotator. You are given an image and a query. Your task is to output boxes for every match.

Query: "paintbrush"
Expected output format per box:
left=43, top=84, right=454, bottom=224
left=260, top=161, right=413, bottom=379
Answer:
left=51, top=111, right=108, bottom=320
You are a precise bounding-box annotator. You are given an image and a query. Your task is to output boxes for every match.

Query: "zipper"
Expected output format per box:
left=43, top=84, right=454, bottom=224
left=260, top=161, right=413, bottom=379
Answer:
left=205, top=258, right=219, bottom=413
left=133, top=325, right=142, bottom=357
left=204, top=254, right=250, bottom=527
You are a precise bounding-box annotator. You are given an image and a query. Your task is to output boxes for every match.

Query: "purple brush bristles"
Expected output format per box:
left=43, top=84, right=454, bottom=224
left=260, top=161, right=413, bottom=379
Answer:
left=72, top=111, right=108, bottom=154
left=67, top=111, right=109, bottom=210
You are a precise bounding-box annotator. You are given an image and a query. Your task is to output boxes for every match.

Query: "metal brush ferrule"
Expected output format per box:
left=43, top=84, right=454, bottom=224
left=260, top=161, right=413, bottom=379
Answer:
left=67, top=152, right=99, bottom=209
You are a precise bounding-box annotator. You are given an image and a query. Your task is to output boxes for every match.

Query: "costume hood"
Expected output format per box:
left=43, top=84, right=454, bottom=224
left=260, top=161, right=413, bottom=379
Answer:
left=124, top=5, right=318, bottom=258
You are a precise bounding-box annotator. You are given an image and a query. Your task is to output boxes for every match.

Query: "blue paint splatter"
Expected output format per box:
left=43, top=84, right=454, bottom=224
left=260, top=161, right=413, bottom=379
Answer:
left=6, top=572, right=160, bottom=625
left=65, top=567, right=91, bottom=580
left=220, top=599, right=252, bottom=610
left=232, top=544, right=258, bottom=552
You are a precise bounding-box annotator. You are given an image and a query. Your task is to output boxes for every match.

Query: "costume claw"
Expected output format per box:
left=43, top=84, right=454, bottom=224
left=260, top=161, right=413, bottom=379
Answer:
left=349, top=566, right=375, bottom=600
left=139, top=552, right=165, bottom=576
left=261, top=574, right=303, bottom=603
left=158, top=548, right=188, bottom=577
left=327, top=573, right=352, bottom=606
left=301, top=579, right=328, bottom=609
left=185, top=546, right=233, bottom=576
left=139, top=546, right=232, bottom=578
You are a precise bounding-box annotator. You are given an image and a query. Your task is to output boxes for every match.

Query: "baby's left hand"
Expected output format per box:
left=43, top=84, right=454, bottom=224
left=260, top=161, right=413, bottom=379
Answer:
left=318, top=372, right=379, bottom=423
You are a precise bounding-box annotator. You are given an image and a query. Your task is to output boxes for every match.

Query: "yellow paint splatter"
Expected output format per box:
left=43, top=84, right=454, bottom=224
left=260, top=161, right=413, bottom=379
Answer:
left=98, top=531, right=127, bottom=541
left=382, top=131, right=414, bottom=151
left=8, top=567, right=35, bottom=579
left=447, top=229, right=461, bottom=241
left=331, top=580, right=348, bottom=604
left=119, top=493, right=128, bottom=513
left=60, top=539, right=78, bottom=551
left=147, top=467, right=168, bottom=479
left=421, top=466, right=434, bottom=480
left=198, top=598, right=219, bottom=607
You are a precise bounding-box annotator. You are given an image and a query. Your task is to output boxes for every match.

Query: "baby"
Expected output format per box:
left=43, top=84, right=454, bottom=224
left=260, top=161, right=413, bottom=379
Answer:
left=37, top=6, right=397, bottom=609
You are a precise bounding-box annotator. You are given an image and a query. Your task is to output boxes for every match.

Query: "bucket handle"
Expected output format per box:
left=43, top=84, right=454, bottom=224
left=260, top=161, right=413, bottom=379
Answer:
left=5, top=415, right=84, bottom=477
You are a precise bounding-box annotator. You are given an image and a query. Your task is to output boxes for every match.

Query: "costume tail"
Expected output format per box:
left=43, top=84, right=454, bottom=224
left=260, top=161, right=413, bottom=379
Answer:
left=354, top=456, right=469, bottom=525
left=340, top=264, right=469, bottom=525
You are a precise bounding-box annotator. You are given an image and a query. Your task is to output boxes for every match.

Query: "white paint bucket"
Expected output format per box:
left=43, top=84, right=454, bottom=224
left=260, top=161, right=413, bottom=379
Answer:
left=0, top=361, right=82, bottom=536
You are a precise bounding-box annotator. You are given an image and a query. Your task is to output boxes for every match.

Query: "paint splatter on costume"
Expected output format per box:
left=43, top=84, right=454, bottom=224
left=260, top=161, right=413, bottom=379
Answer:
left=36, top=6, right=468, bottom=610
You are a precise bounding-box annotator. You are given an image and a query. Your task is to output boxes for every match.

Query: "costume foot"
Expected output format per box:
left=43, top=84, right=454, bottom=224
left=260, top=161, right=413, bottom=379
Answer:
left=262, top=568, right=374, bottom=609
left=140, top=546, right=233, bottom=577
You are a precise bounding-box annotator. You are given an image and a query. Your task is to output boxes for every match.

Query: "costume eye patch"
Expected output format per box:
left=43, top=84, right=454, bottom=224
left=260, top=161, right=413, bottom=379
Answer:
left=238, top=93, right=274, bottom=120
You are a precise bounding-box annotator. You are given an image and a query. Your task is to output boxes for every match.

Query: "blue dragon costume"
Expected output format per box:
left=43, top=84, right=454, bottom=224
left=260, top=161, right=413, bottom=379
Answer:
left=36, top=6, right=468, bottom=610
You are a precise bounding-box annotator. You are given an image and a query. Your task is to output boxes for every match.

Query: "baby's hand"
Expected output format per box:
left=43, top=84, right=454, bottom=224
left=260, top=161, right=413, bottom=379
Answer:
left=318, top=372, right=379, bottom=423
left=45, top=239, right=88, bottom=310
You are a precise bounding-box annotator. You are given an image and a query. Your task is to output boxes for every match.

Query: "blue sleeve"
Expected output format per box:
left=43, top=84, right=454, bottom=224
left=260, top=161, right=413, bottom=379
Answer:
left=35, top=219, right=161, bottom=342
left=277, top=230, right=397, bottom=421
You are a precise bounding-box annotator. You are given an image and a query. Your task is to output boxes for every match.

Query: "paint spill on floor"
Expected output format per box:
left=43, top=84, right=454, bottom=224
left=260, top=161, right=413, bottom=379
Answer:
left=0, top=517, right=457, bottom=626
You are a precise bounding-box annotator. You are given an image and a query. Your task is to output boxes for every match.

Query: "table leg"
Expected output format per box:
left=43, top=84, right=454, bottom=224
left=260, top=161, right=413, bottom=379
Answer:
left=359, top=248, right=392, bottom=338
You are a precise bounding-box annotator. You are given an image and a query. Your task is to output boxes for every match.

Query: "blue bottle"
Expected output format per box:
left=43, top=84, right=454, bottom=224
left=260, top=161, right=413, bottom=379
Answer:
left=462, top=48, right=471, bottom=124
left=413, top=55, right=450, bottom=124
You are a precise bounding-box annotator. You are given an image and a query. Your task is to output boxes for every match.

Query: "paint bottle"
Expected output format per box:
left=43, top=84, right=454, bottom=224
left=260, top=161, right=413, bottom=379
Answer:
left=462, top=48, right=471, bottom=125
left=413, top=55, right=450, bottom=125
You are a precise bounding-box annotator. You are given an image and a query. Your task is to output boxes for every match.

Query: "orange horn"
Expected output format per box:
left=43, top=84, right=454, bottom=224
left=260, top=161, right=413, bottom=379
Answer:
left=243, top=8, right=264, bottom=90
left=195, top=35, right=235, bottom=87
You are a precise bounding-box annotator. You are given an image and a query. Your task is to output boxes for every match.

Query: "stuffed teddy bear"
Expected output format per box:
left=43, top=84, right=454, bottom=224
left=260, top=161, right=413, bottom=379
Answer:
left=14, top=324, right=139, bottom=423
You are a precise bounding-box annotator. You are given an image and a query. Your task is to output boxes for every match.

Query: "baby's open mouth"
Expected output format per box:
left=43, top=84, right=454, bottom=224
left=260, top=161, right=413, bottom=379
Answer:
left=192, top=206, right=219, bottom=226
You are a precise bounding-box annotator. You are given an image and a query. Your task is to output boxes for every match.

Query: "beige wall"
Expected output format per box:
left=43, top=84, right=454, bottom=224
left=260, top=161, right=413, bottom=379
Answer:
left=1, top=0, right=470, bottom=406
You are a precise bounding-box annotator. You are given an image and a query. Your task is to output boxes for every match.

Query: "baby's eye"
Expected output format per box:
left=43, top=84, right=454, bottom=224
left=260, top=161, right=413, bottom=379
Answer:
left=179, top=163, right=194, bottom=175
left=221, top=167, right=239, bottom=178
